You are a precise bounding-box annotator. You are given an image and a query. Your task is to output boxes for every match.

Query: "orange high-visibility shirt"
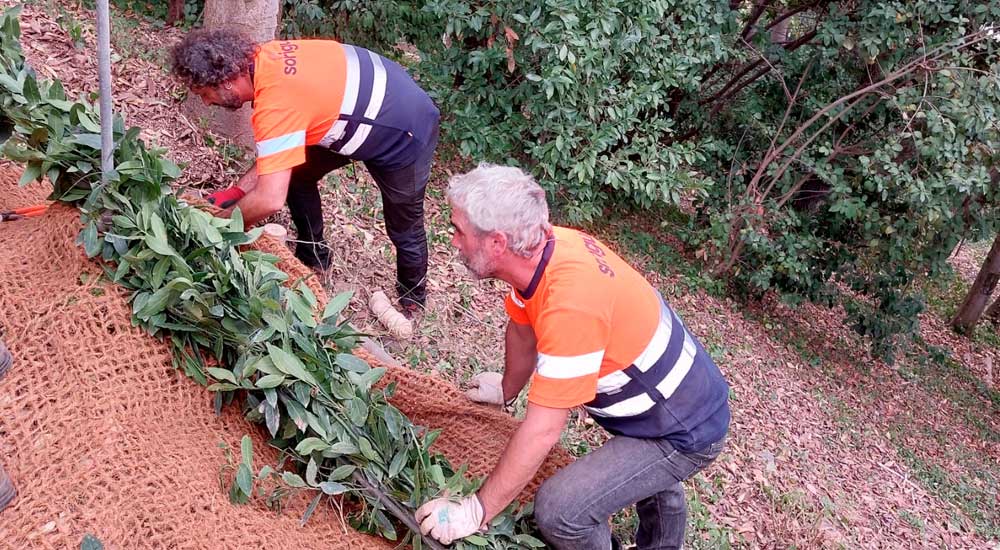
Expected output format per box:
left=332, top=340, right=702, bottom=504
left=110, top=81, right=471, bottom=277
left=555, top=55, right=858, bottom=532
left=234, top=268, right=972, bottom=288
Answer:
left=251, top=40, right=439, bottom=175
left=505, top=226, right=660, bottom=408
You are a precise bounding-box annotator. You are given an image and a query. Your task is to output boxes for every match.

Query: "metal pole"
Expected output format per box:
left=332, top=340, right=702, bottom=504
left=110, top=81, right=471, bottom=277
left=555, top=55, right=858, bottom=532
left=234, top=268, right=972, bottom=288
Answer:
left=95, top=0, right=114, bottom=183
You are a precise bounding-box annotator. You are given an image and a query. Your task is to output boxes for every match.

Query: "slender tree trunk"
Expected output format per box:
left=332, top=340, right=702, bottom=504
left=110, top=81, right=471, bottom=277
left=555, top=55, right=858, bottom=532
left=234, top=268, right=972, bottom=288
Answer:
left=182, top=0, right=281, bottom=148
left=983, top=292, right=1000, bottom=326
left=952, top=232, right=1000, bottom=334
left=166, top=0, right=184, bottom=26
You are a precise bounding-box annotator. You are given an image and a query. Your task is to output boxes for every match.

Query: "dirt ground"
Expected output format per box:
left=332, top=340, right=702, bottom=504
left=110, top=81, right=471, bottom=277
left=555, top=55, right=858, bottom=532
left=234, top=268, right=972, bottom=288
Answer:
left=7, top=1, right=999, bottom=548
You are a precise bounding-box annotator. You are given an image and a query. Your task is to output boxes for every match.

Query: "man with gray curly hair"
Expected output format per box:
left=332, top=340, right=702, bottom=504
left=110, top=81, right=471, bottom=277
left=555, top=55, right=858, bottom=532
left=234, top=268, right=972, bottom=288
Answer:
left=171, top=29, right=439, bottom=312
left=416, top=164, right=731, bottom=549
left=444, top=164, right=552, bottom=276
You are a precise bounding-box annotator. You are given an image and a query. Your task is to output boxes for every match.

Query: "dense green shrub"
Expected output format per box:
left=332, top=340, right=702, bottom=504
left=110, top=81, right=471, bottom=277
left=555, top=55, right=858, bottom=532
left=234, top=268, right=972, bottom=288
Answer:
left=191, top=1, right=1000, bottom=358
left=289, top=0, right=999, bottom=361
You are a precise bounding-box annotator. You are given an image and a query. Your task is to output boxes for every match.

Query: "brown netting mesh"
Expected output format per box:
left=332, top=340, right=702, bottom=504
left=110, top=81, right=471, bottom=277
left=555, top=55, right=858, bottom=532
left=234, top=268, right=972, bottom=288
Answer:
left=0, top=167, right=571, bottom=548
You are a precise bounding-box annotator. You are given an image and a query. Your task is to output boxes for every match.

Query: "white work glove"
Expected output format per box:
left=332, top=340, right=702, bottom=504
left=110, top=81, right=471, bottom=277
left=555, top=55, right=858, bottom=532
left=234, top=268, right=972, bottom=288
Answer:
left=415, top=494, right=484, bottom=545
left=464, top=371, right=505, bottom=406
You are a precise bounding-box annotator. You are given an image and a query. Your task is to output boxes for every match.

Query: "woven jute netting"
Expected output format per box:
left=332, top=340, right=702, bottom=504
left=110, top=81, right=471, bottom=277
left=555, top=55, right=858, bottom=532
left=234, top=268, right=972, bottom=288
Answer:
left=0, top=164, right=571, bottom=548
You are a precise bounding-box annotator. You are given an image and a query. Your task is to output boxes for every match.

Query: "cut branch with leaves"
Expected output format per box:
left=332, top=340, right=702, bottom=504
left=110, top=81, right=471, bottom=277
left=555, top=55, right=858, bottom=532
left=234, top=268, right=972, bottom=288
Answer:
left=0, top=7, right=545, bottom=549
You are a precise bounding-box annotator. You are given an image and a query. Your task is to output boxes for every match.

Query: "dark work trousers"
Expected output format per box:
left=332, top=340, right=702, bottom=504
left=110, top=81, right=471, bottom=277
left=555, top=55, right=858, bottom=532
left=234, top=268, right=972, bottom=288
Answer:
left=534, top=434, right=726, bottom=550
left=284, top=126, right=438, bottom=307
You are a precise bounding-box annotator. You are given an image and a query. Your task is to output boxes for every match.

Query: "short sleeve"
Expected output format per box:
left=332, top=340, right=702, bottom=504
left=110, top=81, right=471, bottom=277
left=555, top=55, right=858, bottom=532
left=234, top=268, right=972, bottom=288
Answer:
left=526, top=306, right=611, bottom=409
left=504, top=289, right=530, bottom=325
left=251, top=103, right=308, bottom=175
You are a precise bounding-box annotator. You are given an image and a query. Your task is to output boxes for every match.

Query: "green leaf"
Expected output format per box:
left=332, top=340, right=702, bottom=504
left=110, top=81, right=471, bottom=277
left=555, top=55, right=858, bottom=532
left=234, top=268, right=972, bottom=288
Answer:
left=161, top=158, right=181, bottom=179
left=149, top=257, right=170, bottom=288
left=254, top=374, right=286, bottom=389
left=304, top=411, right=328, bottom=440
left=261, top=311, right=288, bottom=334
left=323, top=441, right=359, bottom=456
left=335, top=353, right=370, bottom=374
left=300, top=492, right=323, bottom=527
left=287, top=290, right=318, bottom=328
left=241, top=355, right=261, bottom=379
left=306, top=456, right=319, bottom=486
left=357, top=437, right=380, bottom=462
left=77, top=111, right=101, bottom=132
left=281, top=472, right=306, bottom=488
left=322, top=291, right=353, bottom=321
left=264, top=403, right=280, bottom=437
left=207, top=367, right=236, bottom=384
left=267, top=344, right=319, bottom=386
left=429, top=464, right=446, bottom=488
left=298, top=281, right=317, bottom=307
left=240, top=435, right=253, bottom=466
left=229, top=208, right=244, bottom=232
left=348, top=398, right=368, bottom=427
left=292, top=381, right=311, bottom=407
left=328, top=464, right=356, bottom=481
left=70, top=132, right=102, bottom=150
left=320, top=481, right=348, bottom=495
left=463, top=534, right=489, bottom=546
left=236, top=463, right=253, bottom=496
left=264, top=388, right=278, bottom=408
left=135, top=286, right=173, bottom=319
left=228, top=478, right=249, bottom=504
left=389, top=449, right=407, bottom=478
left=284, top=398, right=309, bottom=432
left=357, top=367, right=386, bottom=392
left=82, top=221, right=101, bottom=258
left=512, top=534, right=547, bottom=547
left=17, top=161, right=40, bottom=185
left=144, top=233, right=175, bottom=257
left=384, top=406, right=403, bottom=439
left=294, top=437, right=331, bottom=455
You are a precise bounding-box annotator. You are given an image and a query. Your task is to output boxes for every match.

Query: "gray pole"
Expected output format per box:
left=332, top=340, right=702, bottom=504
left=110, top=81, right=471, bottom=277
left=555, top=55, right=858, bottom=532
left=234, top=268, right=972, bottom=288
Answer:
left=95, top=0, right=113, bottom=183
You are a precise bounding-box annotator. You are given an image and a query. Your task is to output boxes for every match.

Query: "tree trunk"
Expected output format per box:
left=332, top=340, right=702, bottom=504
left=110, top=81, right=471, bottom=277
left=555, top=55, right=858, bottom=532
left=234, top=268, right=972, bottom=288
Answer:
left=951, top=232, right=1000, bottom=334
left=182, top=0, right=281, bottom=148
left=203, top=0, right=280, bottom=39
left=983, top=293, right=1000, bottom=326
left=166, top=0, right=184, bottom=26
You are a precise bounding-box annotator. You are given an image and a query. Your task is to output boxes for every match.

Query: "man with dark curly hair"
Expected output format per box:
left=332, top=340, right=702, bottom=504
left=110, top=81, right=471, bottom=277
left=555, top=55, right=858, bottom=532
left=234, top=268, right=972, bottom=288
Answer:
left=172, top=29, right=440, bottom=313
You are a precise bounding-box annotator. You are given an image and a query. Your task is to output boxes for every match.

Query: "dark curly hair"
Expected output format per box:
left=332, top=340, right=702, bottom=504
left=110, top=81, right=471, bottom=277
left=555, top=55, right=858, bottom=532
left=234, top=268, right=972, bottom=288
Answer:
left=171, top=29, right=257, bottom=88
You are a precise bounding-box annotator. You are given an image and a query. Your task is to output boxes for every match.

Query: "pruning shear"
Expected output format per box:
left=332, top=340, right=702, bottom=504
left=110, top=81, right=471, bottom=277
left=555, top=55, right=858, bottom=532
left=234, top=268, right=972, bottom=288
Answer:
left=0, top=203, right=49, bottom=222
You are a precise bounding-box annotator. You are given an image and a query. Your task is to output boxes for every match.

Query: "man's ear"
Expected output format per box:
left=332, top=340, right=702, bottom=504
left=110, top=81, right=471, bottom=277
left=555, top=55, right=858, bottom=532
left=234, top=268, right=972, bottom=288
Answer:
left=488, top=231, right=508, bottom=255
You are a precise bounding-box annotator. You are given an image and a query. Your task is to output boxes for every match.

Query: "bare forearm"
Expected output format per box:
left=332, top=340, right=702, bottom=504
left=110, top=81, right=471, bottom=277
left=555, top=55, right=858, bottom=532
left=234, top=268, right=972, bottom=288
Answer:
left=235, top=191, right=279, bottom=226
left=502, top=321, right=537, bottom=402
left=477, top=405, right=567, bottom=522
left=223, top=167, right=291, bottom=226
left=235, top=165, right=258, bottom=193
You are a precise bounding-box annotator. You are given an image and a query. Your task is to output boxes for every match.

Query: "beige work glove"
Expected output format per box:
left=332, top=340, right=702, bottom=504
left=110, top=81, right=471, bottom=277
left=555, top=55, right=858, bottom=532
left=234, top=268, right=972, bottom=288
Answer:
left=464, top=371, right=505, bottom=406
left=415, top=494, right=484, bottom=545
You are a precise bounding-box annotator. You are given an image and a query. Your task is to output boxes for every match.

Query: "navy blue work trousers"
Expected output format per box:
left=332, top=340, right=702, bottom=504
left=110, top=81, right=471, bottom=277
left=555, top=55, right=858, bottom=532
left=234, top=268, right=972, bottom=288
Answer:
left=285, top=125, right=438, bottom=306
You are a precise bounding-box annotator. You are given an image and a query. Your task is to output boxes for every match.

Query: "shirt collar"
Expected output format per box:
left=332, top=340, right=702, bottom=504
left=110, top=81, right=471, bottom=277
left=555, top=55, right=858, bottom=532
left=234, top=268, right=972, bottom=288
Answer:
left=518, top=238, right=555, bottom=300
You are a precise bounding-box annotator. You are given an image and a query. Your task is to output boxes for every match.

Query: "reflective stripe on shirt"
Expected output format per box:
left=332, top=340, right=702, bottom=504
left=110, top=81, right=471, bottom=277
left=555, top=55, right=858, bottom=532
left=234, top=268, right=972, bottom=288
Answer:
left=536, top=350, right=604, bottom=379
left=256, top=130, right=306, bottom=158
left=585, top=299, right=695, bottom=418
left=317, top=45, right=388, bottom=154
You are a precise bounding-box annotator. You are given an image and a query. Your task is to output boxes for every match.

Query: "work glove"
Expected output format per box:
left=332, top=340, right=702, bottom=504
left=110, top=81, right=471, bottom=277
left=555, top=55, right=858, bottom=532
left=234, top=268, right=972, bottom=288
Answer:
left=415, top=494, right=484, bottom=545
left=206, top=186, right=246, bottom=209
left=464, top=371, right=504, bottom=406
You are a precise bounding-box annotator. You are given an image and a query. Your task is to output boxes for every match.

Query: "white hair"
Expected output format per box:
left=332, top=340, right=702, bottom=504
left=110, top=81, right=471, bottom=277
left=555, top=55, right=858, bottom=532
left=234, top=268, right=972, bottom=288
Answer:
left=446, top=164, right=552, bottom=257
